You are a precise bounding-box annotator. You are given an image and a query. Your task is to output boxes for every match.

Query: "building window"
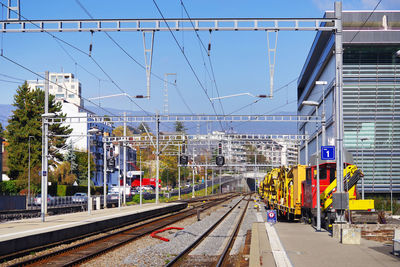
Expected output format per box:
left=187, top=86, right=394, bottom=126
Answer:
left=55, top=94, right=64, bottom=98
left=58, top=86, right=62, bottom=92
left=50, top=76, right=56, bottom=83
left=71, top=84, right=75, bottom=89
left=68, top=94, right=75, bottom=98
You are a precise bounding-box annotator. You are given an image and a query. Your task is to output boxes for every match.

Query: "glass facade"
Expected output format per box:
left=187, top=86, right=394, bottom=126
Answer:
left=342, top=45, right=400, bottom=193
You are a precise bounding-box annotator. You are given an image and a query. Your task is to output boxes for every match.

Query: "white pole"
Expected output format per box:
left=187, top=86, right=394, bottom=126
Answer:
left=155, top=112, right=160, bottom=204
left=212, top=168, right=214, bottom=194
left=123, top=112, right=127, bottom=206
left=178, top=144, right=181, bottom=200
left=118, top=143, right=121, bottom=209
left=140, top=149, right=142, bottom=206
left=88, top=134, right=91, bottom=214
left=103, top=142, right=107, bottom=208
left=192, top=148, right=195, bottom=198
left=316, top=106, right=321, bottom=231
left=205, top=158, right=208, bottom=196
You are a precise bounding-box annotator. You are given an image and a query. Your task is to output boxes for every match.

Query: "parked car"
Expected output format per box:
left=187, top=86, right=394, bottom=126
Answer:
left=33, top=194, right=55, bottom=206
left=72, top=192, right=87, bottom=203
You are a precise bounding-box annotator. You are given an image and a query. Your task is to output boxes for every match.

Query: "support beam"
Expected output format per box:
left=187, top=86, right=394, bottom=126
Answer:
left=143, top=31, right=154, bottom=99
left=46, top=114, right=321, bottom=124
left=0, top=18, right=337, bottom=33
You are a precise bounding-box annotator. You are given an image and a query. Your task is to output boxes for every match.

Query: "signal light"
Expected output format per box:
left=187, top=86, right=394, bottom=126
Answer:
left=179, top=155, right=188, bottom=165
left=216, top=155, right=225, bottom=166
left=218, top=142, right=222, bottom=155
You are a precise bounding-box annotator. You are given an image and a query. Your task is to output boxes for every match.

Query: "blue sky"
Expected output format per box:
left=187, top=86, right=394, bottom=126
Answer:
left=0, top=0, right=399, bottom=123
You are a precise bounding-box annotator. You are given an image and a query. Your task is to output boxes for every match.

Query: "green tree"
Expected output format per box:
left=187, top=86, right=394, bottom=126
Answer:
left=75, top=151, right=95, bottom=185
left=6, top=82, right=72, bottom=180
left=174, top=121, right=186, bottom=133
left=0, top=122, right=3, bottom=137
left=64, top=142, right=78, bottom=175
left=137, top=122, right=150, bottom=134
left=112, top=125, right=134, bottom=137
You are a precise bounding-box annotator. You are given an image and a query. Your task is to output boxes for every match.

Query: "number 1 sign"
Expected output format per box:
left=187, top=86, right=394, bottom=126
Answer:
left=321, top=146, right=335, bottom=160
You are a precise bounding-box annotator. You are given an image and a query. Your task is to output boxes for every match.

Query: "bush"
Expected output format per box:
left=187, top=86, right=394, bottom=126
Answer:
left=0, top=181, right=21, bottom=195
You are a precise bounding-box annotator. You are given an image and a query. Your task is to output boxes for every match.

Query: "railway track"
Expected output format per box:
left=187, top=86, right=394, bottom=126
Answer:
left=7, top=194, right=236, bottom=267
left=166, top=195, right=251, bottom=267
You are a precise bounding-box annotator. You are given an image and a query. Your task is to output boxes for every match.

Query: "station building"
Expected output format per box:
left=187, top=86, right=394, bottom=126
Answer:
left=298, top=10, right=400, bottom=193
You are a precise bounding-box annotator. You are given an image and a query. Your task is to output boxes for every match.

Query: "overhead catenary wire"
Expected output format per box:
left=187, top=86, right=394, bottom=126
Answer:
left=75, top=0, right=178, bottom=89
left=0, top=54, right=118, bottom=116
left=348, top=0, right=382, bottom=44
left=180, top=0, right=226, bottom=117
left=0, top=2, right=150, bottom=117
left=152, top=0, right=224, bottom=131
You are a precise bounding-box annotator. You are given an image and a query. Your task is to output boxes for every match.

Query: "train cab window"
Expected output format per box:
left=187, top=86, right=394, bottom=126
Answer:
left=328, top=167, right=336, bottom=183
left=306, top=168, right=312, bottom=181
left=319, top=168, right=327, bottom=181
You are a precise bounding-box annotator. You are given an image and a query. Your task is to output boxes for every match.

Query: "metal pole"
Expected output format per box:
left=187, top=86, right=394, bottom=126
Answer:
left=192, top=165, right=195, bottom=198
left=178, top=144, right=181, bottom=200
left=123, top=112, right=127, bottom=206
left=205, top=158, right=208, bottom=196
left=28, top=136, right=31, bottom=209
left=361, top=139, right=365, bottom=200
left=219, top=168, right=222, bottom=194
left=88, top=133, right=91, bottom=214
left=305, top=130, right=309, bottom=165
left=212, top=168, right=214, bottom=194
left=255, top=154, right=257, bottom=192
left=139, top=149, right=142, bottom=206
left=316, top=106, right=321, bottom=231
left=334, top=1, right=345, bottom=222
left=192, top=148, right=195, bottom=198
left=155, top=112, right=160, bottom=204
left=118, top=143, right=121, bottom=209
left=103, top=141, right=107, bottom=208
left=41, top=71, right=49, bottom=222
left=322, top=84, right=326, bottom=146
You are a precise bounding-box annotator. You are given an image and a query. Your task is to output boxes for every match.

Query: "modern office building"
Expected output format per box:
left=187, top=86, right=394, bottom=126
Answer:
left=298, top=10, right=400, bottom=193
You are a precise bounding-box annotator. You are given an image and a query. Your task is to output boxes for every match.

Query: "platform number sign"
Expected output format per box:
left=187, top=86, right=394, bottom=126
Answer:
left=267, top=210, right=277, bottom=224
left=321, top=146, right=335, bottom=160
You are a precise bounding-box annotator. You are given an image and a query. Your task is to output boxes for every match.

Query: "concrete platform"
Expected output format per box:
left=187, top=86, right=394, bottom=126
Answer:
left=0, top=202, right=187, bottom=258
left=250, top=201, right=399, bottom=267
left=275, top=222, right=400, bottom=267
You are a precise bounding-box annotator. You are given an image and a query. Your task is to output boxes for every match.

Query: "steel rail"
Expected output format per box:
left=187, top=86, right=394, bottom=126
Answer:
left=8, top=194, right=234, bottom=267
left=165, top=195, right=248, bottom=267
left=216, top=198, right=250, bottom=266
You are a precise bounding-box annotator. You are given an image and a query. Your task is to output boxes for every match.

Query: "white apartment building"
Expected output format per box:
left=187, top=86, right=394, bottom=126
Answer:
left=28, top=72, right=83, bottom=107
left=28, top=72, right=114, bottom=186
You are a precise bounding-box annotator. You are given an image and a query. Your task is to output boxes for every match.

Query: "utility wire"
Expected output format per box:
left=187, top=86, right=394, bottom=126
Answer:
left=0, top=78, right=22, bottom=84
left=348, top=0, right=382, bottom=44
left=152, top=0, right=224, bottom=131
left=75, top=0, right=177, bottom=89
left=0, top=72, right=25, bottom=81
left=179, top=0, right=226, bottom=117
left=0, top=54, right=118, bottom=116
left=0, top=2, right=149, bottom=116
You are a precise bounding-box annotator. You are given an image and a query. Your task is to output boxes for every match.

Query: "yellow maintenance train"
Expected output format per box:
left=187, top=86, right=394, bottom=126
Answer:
left=259, top=162, right=376, bottom=228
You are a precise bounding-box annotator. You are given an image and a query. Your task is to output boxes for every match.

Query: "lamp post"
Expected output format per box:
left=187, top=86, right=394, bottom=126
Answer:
left=360, top=137, right=369, bottom=200
left=303, top=100, right=321, bottom=231
left=87, top=128, right=100, bottom=215
left=28, top=136, right=34, bottom=209
left=316, top=81, right=328, bottom=146
left=192, top=148, right=196, bottom=198
left=41, top=111, right=55, bottom=222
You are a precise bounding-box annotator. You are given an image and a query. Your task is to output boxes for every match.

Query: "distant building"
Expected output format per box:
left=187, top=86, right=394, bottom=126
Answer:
left=297, top=10, right=400, bottom=193
left=28, top=72, right=83, bottom=107
left=28, top=73, right=114, bottom=186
